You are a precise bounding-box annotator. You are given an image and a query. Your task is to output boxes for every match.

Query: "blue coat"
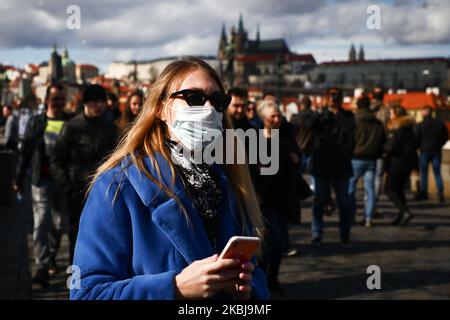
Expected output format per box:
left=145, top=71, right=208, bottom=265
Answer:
left=70, top=153, right=269, bottom=300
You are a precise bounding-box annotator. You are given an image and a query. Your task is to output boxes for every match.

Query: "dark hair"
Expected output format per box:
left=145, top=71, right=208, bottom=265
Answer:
left=262, top=92, right=276, bottom=99
left=82, top=84, right=107, bottom=104
left=107, top=91, right=118, bottom=104
left=300, top=96, right=312, bottom=109
left=126, top=89, right=144, bottom=106
left=228, top=87, right=247, bottom=99
left=391, top=105, right=407, bottom=117
left=3, top=105, right=13, bottom=112
left=327, top=87, right=343, bottom=103
left=422, top=105, right=433, bottom=114
left=45, top=83, right=65, bottom=102
left=124, top=89, right=145, bottom=123
left=357, top=94, right=371, bottom=110
left=373, top=87, right=385, bottom=101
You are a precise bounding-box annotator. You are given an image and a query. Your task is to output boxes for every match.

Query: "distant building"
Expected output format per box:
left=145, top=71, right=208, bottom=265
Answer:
left=217, top=15, right=316, bottom=95
left=106, top=56, right=220, bottom=82
left=24, top=64, right=39, bottom=75
left=309, top=54, right=449, bottom=93
left=18, top=76, right=32, bottom=99
left=33, top=61, right=49, bottom=86
left=62, top=48, right=77, bottom=83
left=49, top=45, right=63, bottom=83
left=76, top=64, right=99, bottom=83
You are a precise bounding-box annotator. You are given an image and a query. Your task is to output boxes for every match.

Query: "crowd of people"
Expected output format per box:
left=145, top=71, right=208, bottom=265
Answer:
left=0, top=58, right=448, bottom=297
left=1, top=83, right=143, bottom=287
left=218, top=85, right=448, bottom=292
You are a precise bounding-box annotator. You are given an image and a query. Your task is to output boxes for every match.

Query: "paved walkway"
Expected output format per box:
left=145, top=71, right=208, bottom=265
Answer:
left=1, top=187, right=449, bottom=300
left=273, top=194, right=450, bottom=299
left=0, top=187, right=32, bottom=299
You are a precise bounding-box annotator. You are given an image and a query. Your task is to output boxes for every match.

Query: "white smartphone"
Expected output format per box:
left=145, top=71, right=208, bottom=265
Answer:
left=218, top=236, right=261, bottom=261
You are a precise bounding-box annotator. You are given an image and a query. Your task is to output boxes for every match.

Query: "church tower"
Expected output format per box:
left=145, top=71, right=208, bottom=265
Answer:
left=218, top=23, right=228, bottom=60
left=256, top=24, right=260, bottom=50
left=49, top=45, right=63, bottom=83
left=349, top=44, right=357, bottom=62
left=235, top=14, right=248, bottom=54
left=358, top=45, right=365, bottom=61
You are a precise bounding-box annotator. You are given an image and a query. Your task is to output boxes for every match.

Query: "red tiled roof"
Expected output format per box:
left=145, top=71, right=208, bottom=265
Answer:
left=2, top=65, right=16, bottom=71
left=384, top=92, right=448, bottom=110
left=282, top=97, right=299, bottom=106
left=77, top=64, right=98, bottom=70
left=26, top=64, right=39, bottom=72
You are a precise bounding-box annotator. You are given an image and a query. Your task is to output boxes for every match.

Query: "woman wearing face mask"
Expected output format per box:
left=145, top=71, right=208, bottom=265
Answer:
left=70, top=57, right=268, bottom=300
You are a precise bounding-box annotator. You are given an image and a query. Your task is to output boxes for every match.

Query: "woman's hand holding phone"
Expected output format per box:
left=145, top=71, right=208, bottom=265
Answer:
left=175, top=236, right=260, bottom=300
left=174, top=254, right=241, bottom=299
left=223, top=260, right=254, bottom=300
left=219, top=236, right=260, bottom=300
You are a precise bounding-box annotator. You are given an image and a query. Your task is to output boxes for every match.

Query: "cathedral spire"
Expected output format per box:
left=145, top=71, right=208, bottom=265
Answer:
left=218, top=23, right=228, bottom=59
left=358, top=45, right=365, bottom=61
left=256, top=24, right=260, bottom=42
left=349, top=43, right=356, bottom=62
left=238, top=13, right=244, bottom=35
left=63, top=47, right=69, bottom=59
left=220, top=23, right=227, bottom=43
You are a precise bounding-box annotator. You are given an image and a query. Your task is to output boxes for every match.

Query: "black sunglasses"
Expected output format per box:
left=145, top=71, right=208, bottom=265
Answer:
left=169, top=89, right=231, bottom=112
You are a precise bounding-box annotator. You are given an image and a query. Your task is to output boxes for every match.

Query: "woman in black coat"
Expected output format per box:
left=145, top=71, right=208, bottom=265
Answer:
left=255, top=100, right=301, bottom=293
left=384, top=106, right=418, bottom=226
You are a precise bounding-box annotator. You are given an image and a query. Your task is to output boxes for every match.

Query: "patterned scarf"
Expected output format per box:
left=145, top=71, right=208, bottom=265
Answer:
left=165, top=140, right=223, bottom=249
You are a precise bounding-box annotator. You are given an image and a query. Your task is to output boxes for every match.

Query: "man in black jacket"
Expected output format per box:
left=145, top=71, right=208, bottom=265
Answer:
left=290, top=96, right=318, bottom=174
left=415, top=106, right=449, bottom=202
left=51, top=84, right=118, bottom=263
left=14, top=84, right=73, bottom=287
left=311, top=88, right=355, bottom=245
left=348, top=95, right=386, bottom=227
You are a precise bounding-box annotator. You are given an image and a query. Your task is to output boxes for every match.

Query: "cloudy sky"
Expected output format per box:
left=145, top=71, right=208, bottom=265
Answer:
left=0, top=0, right=449, bottom=72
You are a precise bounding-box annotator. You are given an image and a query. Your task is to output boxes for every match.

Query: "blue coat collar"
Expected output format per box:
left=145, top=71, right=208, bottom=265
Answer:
left=120, top=153, right=241, bottom=264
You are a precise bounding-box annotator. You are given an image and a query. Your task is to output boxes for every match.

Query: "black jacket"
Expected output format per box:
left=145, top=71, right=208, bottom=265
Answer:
left=290, top=109, right=319, bottom=156
left=385, top=116, right=418, bottom=171
left=256, top=124, right=300, bottom=216
left=15, top=112, right=73, bottom=188
left=50, top=113, right=118, bottom=194
left=415, top=115, right=448, bottom=153
left=311, top=108, right=355, bottom=179
left=353, top=109, right=386, bottom=160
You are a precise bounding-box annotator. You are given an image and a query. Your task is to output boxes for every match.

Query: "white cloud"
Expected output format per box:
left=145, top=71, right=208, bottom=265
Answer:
left=0, top=0, right=448, bottom=67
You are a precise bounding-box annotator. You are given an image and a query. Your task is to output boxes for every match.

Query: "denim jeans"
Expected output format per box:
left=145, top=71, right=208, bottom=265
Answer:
left=31, top=178, right=67, bottom=270
left=312, top=176, right=351, bottom=242
left=375, top=158, right=384, bottom=200
left=348, top=159, right=377, bottom=221
left=419, top=151, right=444, bottom=194
left=301, top=155, right=315, bottom=192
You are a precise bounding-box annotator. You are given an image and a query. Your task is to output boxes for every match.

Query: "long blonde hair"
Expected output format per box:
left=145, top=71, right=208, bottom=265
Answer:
left=91, top=57, right=264, bottom=239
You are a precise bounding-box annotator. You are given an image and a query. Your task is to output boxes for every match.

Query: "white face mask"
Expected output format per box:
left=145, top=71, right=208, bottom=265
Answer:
left=169, top=105, right=223, bottom=151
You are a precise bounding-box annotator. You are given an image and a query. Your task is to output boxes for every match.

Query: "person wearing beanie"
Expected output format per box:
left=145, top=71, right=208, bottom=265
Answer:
left=51, top=84, right=118, bottom=263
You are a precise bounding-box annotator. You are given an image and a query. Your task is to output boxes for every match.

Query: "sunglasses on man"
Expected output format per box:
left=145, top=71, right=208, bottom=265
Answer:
left=169, top=89, right=231, bottom=112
